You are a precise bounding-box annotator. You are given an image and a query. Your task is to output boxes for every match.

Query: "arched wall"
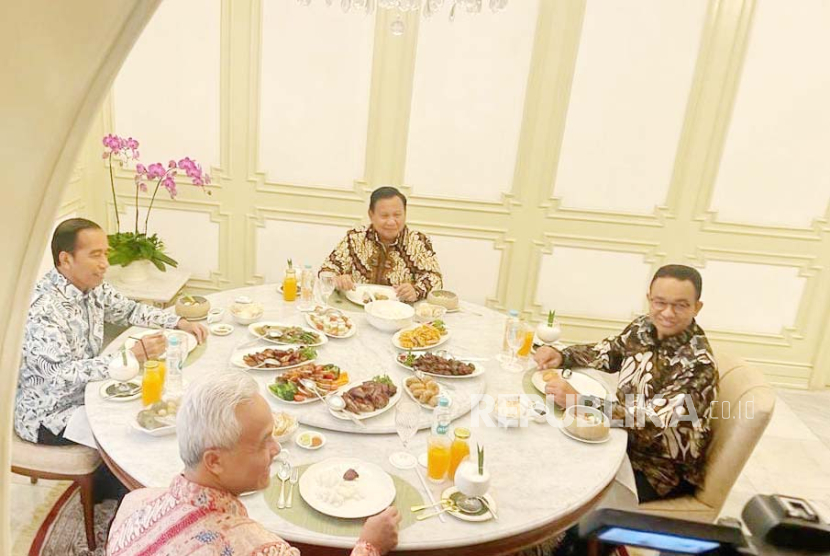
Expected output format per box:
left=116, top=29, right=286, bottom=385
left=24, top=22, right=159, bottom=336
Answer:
left=0, top=1, right=162, bottom=551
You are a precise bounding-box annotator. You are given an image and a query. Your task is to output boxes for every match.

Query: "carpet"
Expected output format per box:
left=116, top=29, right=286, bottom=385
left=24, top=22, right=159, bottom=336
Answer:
left=27, top=484, right=118, bottom=556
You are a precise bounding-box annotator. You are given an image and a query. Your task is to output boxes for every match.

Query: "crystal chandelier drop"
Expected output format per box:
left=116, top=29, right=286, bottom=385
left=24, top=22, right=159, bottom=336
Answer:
left=297, top=0, right=509, bottom=36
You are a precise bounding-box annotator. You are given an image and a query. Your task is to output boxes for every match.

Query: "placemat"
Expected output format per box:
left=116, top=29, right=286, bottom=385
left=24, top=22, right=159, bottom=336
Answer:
left=522, top=368, right=563, bottom=417
left=264, top=464, right=424, bottom=537
left=325, top=291, right=365, bottom=313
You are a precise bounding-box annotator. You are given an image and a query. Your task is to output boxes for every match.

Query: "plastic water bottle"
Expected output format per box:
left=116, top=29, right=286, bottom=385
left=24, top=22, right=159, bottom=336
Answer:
left=427, top=396, right=452, bottom=483
left=164, top=335, right=184, bottom=400
left=496, top=309, right=519, bottom=363
left=300, top=264, right=315, bottom=310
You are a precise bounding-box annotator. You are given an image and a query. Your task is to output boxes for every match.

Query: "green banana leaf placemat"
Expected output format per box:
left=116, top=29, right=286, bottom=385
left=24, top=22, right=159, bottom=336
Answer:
left=325, top=291, right=365, bottom=313
left=264, top=464, right=424, bottom=537
left=183, top=339, right=207, bottom=367
left=522, top=368, right=563, bottom=418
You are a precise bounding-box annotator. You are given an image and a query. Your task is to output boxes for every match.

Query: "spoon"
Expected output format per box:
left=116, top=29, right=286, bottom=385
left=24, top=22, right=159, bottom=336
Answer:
left=249, top=358, right=280, bottom=369
left=432, top=349, right=488, bottom=362
left=326, top=395, right=366, bottom=428
left=276, top=460, right=291, bottom=509
left=299, top=379, right=327, bottom=403
left=416, top=499, right=459, bottom=521
left=266, top=329, right=284, bottom=340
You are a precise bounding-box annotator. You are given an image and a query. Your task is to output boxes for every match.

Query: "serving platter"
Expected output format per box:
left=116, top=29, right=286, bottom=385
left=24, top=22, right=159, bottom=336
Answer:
left=230, top=345, right=317, bottom=371
left=327, top=378, right=402, bottom=421
left=392, top=323, right=451, bottom=351
left=345, top=285, right=397, bottom=307
left=394, top=353, right=484, bottom=379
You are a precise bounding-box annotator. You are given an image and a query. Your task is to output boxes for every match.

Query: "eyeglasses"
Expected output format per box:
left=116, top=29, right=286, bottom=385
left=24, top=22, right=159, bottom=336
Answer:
left=649, top=297, right=694, bottom=314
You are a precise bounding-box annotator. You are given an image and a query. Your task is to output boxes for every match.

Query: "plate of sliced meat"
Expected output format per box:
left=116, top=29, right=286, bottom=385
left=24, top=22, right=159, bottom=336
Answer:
left=395, top=351, right=484, bottom=378
left=328, top=375, right=401, bottom=421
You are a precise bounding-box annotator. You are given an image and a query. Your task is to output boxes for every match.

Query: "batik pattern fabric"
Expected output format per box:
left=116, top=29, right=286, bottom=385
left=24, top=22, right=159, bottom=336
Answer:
left=320, top=225, right=442, bottom=300
left=14, top=268, right=181, bottom=442
left=107, top=475, right=380, bottom=556
left=561, top=315, right=718, bottom=497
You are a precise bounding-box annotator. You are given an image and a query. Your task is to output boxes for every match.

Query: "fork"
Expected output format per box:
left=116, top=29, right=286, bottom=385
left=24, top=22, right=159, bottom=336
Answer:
left=286, top=468, right=299, bottom=508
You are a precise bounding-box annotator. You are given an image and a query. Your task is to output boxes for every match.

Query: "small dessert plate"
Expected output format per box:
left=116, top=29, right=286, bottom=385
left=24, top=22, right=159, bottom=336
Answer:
left=441, top=487, right=497, bottom=522
left=99, top=380, right=142, bottom=402
left=210, top=323, right=235, bottom=336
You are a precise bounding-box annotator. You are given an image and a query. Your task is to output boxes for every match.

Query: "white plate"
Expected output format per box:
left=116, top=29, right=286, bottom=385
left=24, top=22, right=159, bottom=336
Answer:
left=441, top=487, right=497, bottom=522
left=304, top=310, right=357, bottom=339
left=230, top=345, right=317, bottom=371
left=531, top=369, right=610, bottom=400
left=131, top=420, right=176, bottom=437
left=210, top=323, right=235, bottom=336
left=345, top=285, right=397, bottom=307
left=391, top=324, right=451, bottom=351
left=558, top=425, right=611, bottom=444
left=99, top=379, right=142, bottom=402
left=299, top=458, right=396, bottom=518
left=267, top=382, right=325, bottom=405
left=328, top=378, right=402, bottom=421
left=247, top=321, right=328, bottom=347
left=394, top=354, right=484, bottom=379
left=402, top=377, right=451, bottom=410
left=123, top=329, right=198, bottom=358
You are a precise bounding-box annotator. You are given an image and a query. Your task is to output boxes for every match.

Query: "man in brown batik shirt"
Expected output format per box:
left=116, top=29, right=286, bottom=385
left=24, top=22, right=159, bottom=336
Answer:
left=320, top=187, right=442, bottom=302
left=534, top=264, right=718, bottom=502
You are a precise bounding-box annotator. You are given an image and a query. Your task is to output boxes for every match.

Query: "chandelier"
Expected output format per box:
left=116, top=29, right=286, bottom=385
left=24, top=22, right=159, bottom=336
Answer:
left=297, top=0, right=510, bottom=35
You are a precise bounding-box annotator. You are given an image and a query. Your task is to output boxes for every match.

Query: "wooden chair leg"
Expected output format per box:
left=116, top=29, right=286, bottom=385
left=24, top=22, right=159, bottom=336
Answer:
left=30, top=476, right=38, bottom=485
left=77, top=474, right=97, bottom=551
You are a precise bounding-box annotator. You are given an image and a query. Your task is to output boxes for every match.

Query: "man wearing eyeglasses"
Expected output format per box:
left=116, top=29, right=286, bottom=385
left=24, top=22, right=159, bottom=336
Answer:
left=534, top=264, right=717, bottom=503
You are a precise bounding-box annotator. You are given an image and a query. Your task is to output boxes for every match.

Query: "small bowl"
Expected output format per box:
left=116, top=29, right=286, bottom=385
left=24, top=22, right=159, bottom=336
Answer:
left=494, top=395, right=530, bottom=428
left=364, top=300, right=415, bottom=332
left=414, top=303, right=447, bottom=323
left=427, top=290, right=459, bottom=311
left=209, top=323, right=234, bottom=336
left=272, top=412, right=298, bottom=443
left=230, top=298, right=264, bottom=325
left=295, top=431, right=326, bottom=450
left=563, top=405, right=610, bottom=441
left=175, top=295, right=210, bottom=320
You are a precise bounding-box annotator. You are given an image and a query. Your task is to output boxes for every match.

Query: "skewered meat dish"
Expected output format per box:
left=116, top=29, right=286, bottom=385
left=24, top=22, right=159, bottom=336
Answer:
left=242, top=346, right=316, bottom=368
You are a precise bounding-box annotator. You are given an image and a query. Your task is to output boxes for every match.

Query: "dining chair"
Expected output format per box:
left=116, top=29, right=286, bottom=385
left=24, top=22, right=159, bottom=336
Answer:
left=10, top=433, right=103, bottom=550
left=635, top=352, right=776, bottom=522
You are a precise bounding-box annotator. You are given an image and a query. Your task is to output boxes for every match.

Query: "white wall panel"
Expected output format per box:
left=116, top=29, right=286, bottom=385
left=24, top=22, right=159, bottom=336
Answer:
left=258, top=2, right=374, bottom=188
left=256, top=220, right=351, bottom=284
left=405, top=2, right=538, bottom=202
left=554, top=0, right=706, bottom=213
left=429, top=235, right=500, bottom=306
left=695, top=261, right=805, bottom=335
left=113, top=0, right=220, bottom=169
left=131, top=207, right=220, bottom=281
left=709, top=0, right=830, bottom=227
left=535, top=247, right=652, bottom=319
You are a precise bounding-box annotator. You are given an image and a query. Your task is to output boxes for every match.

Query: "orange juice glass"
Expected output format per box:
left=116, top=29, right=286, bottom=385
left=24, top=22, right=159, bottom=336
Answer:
left=283, top=274, right=297, bottom=302
left=142, top=361, right=163, bottom=406
left=517, top=329, right=534, bottom=357
left=427, top=436, right=451, bottom=482
left=157, top=360, right=166, bottom=385
left=448, top=427, right=471, bottom=480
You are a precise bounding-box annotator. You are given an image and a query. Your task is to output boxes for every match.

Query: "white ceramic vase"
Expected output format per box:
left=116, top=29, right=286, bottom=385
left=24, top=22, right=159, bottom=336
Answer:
left=454, top=460, right=491, bottom=498
left=535, top=323, right=561, bottom=343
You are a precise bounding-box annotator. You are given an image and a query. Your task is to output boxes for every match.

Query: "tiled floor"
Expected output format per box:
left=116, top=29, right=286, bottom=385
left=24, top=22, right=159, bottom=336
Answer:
left=7, top=388, right=830, bottom=554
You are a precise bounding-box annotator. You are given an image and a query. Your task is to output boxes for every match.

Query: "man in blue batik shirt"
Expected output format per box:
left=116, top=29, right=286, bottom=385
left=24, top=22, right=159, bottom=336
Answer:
left=14, top=218, right=208, bottom=445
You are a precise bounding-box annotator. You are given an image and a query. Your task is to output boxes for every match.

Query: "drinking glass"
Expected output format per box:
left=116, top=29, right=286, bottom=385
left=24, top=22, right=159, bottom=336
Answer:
left=319, top=271, right=336, bottom=306
left=389, top=400, right=420, bottom=468
left=501, top=320, right=525, bottom=373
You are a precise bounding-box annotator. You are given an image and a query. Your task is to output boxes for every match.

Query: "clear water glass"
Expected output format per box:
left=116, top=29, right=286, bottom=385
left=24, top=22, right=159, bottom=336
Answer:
left=389, top=400, right=420, bottom=468
left=502, top=320, right=525, bottom=373
left=319, top=271, right=336, bottom=305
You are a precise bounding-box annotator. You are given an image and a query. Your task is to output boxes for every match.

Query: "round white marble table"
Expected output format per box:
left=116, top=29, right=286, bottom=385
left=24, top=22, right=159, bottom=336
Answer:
left=85, top=285, right=627, bottom=555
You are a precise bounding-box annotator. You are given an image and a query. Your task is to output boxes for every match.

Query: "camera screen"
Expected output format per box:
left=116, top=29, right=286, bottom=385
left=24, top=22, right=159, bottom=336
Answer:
left=598, top=527, right=721, bottom=554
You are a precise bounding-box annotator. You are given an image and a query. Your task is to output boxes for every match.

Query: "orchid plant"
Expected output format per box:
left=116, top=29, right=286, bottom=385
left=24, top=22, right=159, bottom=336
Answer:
left=102, top=134, right=211, bottom=271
